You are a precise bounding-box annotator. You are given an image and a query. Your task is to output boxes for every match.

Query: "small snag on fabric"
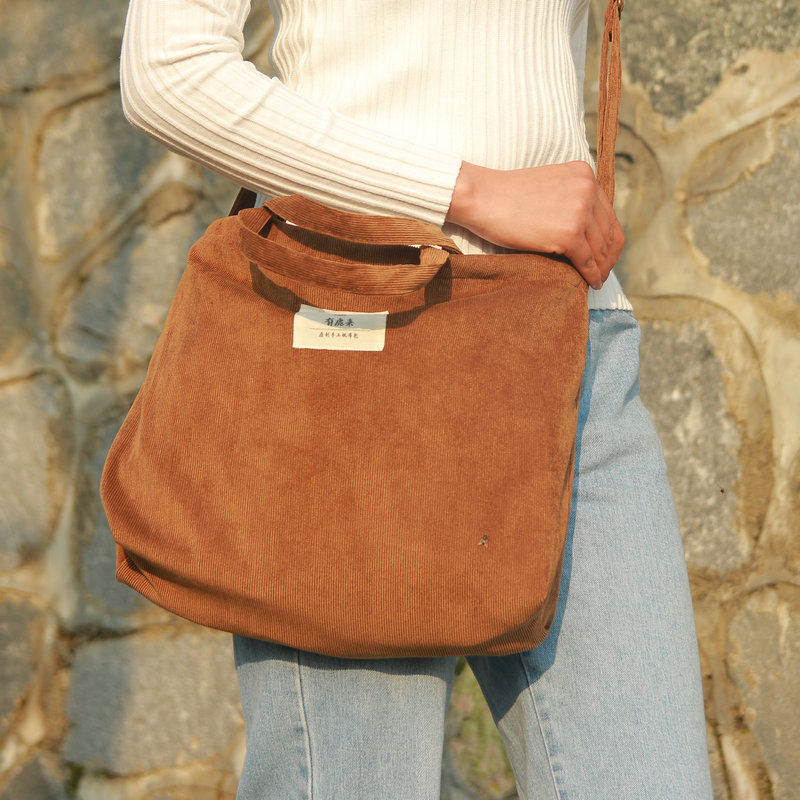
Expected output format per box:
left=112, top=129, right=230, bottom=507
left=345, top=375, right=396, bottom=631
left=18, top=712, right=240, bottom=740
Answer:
left=478, top=535, right=489, bottom=547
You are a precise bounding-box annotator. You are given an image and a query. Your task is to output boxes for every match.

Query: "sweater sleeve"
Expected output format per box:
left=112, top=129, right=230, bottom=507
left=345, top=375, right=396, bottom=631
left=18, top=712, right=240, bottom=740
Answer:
left=118, top=0, right=465, bottom=224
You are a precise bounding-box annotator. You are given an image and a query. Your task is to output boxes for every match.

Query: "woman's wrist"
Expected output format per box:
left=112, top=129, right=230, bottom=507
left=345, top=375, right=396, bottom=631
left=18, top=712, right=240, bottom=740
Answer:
left=445, top=160, right=483, bottom=228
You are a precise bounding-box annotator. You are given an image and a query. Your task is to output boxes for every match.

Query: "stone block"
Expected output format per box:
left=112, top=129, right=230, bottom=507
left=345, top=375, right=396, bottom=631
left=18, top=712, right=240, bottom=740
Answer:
left=243, top=0, right=275, bottom=74
left=636, top=298, right=772, bottom=572
left=36, top=92, right=163, bottom=260
left=62, top=627, right=242, bottom=774
left=790, top=452, right=800, bottom=574
left=688, top=118, right=774, bottom=197
left=80, top=512, right=145, bottom=617
left=0, top=106, right=19, bottom=228
left=143, top=790, right=218, bottom=800
left=444, top=661, right=515, bottom=800
left=0, top=372, right=73, bottom=570
left=617, top=0, right=800, bottom=121
left=0, top=0, right=270, bottom=95
left=0, top=753, right=68, bottom=800
left=707, top=724, right=728, bottom=800
left=55, top=205, right=203, bottom=380
left=0, top=257, right=35, bottom=369
left=199, top=168, right=248, bottom=221
left=0, top=594, right=41, bottom=738
left=688, top=113, right=800, bottom=304
left=74, top=764, right=238, bottom=800
left=0, top=0, right=128, bottom=92
left=727, top=584, right=800, bottom=800
left=78, top=406, right=148, bottom=615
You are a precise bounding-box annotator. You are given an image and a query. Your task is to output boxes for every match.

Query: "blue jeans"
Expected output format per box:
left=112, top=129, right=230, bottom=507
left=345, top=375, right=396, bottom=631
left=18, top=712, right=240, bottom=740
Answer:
left=232, top=309, right=714, bottom=800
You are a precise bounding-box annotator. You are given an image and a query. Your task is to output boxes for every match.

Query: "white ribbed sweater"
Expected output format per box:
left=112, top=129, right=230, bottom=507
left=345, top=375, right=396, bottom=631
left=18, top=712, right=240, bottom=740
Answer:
left=119, top=0, right=631, bottom=310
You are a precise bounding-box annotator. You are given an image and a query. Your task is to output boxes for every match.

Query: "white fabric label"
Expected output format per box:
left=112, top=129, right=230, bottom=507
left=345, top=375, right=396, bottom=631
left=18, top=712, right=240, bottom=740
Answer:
left=292, top=304, right=389, bottom=351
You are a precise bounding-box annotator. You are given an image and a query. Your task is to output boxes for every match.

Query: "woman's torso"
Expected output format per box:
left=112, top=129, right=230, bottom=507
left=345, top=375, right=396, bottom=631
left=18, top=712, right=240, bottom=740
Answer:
left=266, top=0, right=593, bottom=172
left=258, top=0, right=630, bottom=308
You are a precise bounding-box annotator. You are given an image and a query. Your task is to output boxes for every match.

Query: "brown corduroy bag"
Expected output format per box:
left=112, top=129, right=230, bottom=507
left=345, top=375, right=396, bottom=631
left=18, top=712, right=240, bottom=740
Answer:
left=100, top=0, right=624, bottom=658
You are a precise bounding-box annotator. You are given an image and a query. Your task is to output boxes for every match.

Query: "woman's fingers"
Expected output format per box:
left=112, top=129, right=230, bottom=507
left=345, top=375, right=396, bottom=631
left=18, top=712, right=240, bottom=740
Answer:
left=586, top=202, right=612, bottom=282
left=569, top=237, right=603, bottom=289
left=579, top=189, right=625, bottom=289
left=568, top=193, right=615, bottom=289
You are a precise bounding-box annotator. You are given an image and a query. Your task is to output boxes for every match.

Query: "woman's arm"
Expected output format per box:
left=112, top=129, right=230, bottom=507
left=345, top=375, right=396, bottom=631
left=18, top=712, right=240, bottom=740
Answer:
left=120, top=0, right=622, bottom=287
left=118, top=0, right=463, bottom=225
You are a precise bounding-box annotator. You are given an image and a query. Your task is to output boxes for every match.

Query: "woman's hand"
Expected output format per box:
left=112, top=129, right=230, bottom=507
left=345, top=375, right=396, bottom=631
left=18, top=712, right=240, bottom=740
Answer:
left=445, top=160, right=624, bottom=290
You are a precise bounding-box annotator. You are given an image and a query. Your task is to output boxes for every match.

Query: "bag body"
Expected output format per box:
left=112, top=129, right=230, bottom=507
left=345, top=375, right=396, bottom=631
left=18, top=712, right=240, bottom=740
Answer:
left=101, top=195, right=588, bottom=657
left=100, top=0, right=623, bottom=658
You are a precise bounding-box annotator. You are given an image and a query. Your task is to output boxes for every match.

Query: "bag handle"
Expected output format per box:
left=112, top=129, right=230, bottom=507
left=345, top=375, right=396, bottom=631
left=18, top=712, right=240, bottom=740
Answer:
left=237, top=204, right=451, bottom=294
left=261, top=194, right=463, bottom=253
left=229, top=0, right=623, bottom=215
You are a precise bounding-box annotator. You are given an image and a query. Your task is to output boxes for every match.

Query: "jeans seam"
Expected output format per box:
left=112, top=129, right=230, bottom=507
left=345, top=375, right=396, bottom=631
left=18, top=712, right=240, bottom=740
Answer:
left=294, top=650, right=314, bottom=800
left=518, top=653, right=562, bottom=800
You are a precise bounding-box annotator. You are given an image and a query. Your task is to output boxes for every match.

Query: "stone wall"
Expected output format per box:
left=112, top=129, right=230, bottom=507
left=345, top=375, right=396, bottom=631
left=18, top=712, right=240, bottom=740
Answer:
left=0, top=1, right=798, bottom=798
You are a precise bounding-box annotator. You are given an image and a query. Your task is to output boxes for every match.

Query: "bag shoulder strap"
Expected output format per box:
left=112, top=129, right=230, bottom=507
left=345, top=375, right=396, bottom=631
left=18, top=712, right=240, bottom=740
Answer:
left=229, top=0, right=623, bottom=216
left=597, top=0, right=623, bottom=205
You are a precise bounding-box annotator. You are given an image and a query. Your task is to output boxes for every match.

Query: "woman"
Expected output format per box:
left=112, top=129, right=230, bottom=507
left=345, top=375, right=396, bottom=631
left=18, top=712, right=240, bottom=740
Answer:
left=119, top=0, right=714, bottom=797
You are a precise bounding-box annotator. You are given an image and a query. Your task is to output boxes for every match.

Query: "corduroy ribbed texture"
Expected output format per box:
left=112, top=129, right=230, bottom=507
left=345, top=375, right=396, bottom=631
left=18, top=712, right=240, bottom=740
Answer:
left=101, top=200, right=588, bottom=657
left=101, top=0, right=625, bottom=658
